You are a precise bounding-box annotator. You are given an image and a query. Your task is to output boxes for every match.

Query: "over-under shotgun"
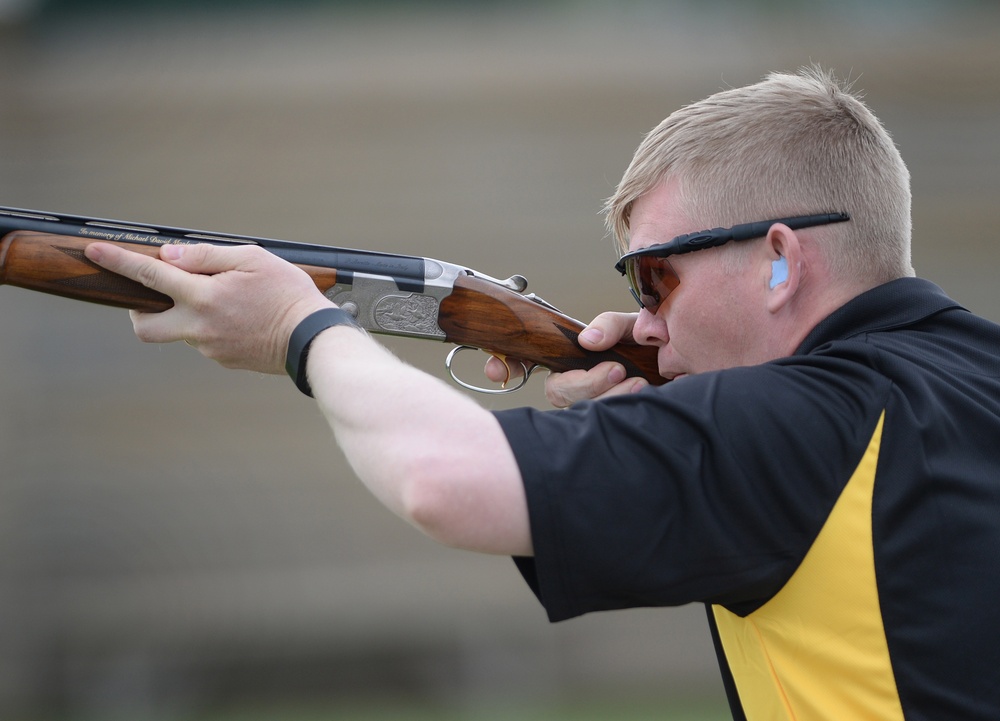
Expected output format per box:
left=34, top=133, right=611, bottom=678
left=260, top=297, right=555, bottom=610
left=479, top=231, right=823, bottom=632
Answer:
left=0, top=206, right=663, bottom=392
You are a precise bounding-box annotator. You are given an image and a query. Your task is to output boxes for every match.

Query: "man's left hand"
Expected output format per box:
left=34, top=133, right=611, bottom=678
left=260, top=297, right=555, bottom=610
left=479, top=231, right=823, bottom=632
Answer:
left=84, top=242, right=332, bottom=374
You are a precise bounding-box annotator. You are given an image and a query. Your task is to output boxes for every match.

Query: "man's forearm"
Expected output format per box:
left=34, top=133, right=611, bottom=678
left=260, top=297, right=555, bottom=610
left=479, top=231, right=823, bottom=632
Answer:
left=77, top=240, right=534, bottom=556
left=307, top=327, right=532, bottom=557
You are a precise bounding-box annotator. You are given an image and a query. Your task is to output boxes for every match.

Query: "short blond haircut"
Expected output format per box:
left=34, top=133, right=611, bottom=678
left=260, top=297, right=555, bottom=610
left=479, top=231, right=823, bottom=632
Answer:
left=605, top=66, right=914, bottom=282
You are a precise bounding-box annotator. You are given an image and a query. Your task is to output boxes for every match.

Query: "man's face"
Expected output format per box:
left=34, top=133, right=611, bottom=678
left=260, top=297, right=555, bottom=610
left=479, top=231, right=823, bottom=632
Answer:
left=627, top=181, right=769, bottom=379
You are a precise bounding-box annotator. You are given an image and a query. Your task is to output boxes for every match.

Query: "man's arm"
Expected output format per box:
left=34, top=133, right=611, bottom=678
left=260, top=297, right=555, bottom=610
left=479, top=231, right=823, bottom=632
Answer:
left=84, top=241, right=532, bottom=557
left=308, top=328, right=529, bottom=554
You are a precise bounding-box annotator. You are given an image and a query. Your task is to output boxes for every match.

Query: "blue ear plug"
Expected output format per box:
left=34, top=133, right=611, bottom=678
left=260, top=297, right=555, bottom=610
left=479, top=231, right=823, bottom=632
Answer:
left=770, top=256, right=788, bottom=289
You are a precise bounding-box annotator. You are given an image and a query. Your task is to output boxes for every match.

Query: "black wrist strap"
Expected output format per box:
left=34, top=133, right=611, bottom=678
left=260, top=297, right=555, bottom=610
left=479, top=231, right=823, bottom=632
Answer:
left=285, top=307, right=359, bottom=397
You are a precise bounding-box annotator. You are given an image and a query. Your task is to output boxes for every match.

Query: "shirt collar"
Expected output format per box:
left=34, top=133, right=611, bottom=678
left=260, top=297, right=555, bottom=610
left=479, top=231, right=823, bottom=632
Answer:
left=796, top=277, right=966, bottom=355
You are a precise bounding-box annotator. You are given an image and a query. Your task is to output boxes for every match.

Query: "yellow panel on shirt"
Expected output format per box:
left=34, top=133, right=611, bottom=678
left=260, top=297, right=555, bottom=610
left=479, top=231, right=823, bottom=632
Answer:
left=712, top=412, right=905, bottom=720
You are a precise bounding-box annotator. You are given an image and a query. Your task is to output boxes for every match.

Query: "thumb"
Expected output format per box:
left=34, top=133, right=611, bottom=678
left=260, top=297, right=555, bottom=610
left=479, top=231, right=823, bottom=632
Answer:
left=577, top=311, right=639, bottom=350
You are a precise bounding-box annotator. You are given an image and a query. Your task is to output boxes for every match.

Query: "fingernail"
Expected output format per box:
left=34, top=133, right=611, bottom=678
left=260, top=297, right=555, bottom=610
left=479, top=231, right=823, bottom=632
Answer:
left=580, top=327, right=604, bottom=345
left=161, top=244, right=185, bottom=260
left=607, top=364, right=626, bottom=384
left=83, top=244, right=103, bottom=262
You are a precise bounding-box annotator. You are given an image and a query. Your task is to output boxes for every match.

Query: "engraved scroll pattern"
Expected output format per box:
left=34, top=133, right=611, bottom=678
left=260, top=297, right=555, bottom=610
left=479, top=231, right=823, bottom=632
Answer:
left=374, top=294, right=444, bottom=338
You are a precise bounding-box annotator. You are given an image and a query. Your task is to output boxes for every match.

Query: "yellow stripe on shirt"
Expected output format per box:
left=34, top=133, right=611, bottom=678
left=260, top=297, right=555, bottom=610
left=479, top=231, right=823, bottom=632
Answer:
left=713, top=411, right=904, bottom=720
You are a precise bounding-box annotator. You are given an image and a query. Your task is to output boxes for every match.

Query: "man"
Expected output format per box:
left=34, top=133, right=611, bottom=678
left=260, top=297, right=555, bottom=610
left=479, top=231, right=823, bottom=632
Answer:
left=84, top=67, right=1000, bottom=719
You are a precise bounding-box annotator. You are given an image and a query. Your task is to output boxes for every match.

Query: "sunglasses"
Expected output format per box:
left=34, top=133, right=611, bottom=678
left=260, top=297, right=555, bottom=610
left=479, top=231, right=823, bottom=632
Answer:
left=614, top=211, right=851, bottom=312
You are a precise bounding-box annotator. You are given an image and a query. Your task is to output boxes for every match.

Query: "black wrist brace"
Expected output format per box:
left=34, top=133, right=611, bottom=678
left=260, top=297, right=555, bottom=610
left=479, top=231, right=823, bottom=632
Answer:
left=285, top=307, right=359, bottom=397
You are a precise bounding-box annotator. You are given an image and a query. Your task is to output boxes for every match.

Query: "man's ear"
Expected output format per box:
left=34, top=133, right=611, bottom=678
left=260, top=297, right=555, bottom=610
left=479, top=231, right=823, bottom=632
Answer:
left=764, top=224, right=802, bottom=313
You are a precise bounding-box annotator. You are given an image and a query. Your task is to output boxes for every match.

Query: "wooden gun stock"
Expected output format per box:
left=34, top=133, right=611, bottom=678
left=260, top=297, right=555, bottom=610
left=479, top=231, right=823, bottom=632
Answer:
left=439, top=274, right=663, bottom=381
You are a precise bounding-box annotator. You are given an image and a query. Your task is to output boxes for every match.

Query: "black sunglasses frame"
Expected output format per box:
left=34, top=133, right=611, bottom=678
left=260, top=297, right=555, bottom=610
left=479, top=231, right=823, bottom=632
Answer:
left=614, top=211, right=851, bottom=309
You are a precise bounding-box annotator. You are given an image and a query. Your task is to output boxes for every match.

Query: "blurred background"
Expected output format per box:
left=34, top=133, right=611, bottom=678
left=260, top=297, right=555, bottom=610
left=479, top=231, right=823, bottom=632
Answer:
left=0, top=1, right=998, bottom=719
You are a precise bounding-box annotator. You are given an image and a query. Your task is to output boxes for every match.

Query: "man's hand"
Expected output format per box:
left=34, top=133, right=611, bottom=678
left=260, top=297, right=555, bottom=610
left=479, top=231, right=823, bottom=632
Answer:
left=484, top=310, right=649, bottom=408
left=83, top=242, right=333, bottom=374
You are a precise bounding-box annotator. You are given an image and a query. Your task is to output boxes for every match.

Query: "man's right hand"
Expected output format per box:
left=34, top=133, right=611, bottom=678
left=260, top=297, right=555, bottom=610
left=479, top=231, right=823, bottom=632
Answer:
left=484, top=311, right=649, bottom=408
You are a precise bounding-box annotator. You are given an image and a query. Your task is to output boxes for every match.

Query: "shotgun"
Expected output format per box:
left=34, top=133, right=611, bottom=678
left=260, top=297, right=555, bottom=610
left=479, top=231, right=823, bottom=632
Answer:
left=0, top=206, right=664, bottom=393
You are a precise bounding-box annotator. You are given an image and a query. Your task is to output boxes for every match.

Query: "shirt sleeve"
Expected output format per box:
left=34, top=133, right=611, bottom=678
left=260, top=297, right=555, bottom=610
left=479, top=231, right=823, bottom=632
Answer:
left=495, top=359, right=889, bottom=622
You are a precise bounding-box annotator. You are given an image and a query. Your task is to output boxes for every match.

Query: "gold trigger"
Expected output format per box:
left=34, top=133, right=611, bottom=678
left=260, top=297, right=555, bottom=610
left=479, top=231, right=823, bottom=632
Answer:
left=491, top=353, right=513, bottom=388
left=444, top=346, right=534, bottom=394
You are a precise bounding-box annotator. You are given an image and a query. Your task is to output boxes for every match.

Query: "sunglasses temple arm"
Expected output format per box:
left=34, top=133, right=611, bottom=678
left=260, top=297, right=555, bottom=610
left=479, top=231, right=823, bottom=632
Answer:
left=733, top=213, right=851, bottom=242
left=731, top=221, right=771, bottom=242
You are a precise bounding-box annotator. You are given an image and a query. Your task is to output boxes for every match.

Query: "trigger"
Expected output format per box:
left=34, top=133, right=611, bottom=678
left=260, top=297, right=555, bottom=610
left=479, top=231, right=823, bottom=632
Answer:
left=445, top=345, right=532, bottom=394
left=491, top=353, right=513, bottom=388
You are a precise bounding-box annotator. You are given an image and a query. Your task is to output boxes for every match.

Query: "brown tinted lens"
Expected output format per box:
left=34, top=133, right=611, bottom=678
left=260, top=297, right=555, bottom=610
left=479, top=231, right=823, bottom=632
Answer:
left=627, top=255, right=679, bottom=311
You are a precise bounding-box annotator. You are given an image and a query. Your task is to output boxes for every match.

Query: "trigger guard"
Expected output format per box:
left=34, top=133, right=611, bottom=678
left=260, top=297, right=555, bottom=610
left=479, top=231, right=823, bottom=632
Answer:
left=445, top=345, right=534, bottom=394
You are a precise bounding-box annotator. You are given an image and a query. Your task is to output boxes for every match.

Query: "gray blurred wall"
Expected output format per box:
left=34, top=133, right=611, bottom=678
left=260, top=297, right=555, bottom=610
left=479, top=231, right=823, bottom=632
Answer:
left=1, top=1, right=999, bottom=718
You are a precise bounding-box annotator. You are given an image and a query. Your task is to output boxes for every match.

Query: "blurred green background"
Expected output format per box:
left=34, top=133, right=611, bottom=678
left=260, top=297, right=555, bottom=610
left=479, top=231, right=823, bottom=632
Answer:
left=0, top=1, right=998, bottom=719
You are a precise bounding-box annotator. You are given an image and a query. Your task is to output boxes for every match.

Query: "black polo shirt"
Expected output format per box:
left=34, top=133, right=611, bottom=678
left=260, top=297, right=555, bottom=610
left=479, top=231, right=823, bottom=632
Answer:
left=494, top=277, right=1000, bottom=720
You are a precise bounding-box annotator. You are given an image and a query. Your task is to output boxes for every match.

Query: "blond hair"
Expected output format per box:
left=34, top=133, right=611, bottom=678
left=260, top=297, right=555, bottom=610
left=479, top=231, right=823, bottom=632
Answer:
left=605, top=66, right=914, bottom=282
